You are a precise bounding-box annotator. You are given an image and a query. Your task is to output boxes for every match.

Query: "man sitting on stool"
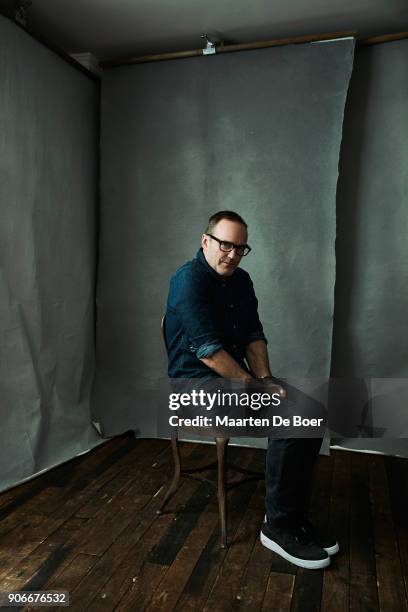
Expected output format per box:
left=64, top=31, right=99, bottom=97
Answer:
left=165, top=210, right=338, bottom=569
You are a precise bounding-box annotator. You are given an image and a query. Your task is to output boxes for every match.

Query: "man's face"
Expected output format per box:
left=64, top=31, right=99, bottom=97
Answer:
left=201, top=219, right=248, bottom=277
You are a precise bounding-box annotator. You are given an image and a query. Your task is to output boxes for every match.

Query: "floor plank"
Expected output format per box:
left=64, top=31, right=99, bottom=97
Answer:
left=385, top=456, right=408, bottom=605
left=321, top=450, right=351, bottom=612
left=262, top=572, right=295, bottom=611
left=369, top=455, right=408, bottom=612
left=349, top=453, right=379, bottom=612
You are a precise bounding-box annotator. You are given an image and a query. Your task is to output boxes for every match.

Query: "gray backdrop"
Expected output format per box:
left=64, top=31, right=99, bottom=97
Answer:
left=332, top=39, right=408, bottom=456
left=2, top=19, right=406, bottom=492
left=93, top=39, right=355, bottom=441
left=0, top=17, right=101, bottom=492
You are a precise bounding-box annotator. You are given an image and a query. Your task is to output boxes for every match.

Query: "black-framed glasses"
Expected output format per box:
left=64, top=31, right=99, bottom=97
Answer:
left=206, top=233, right=251, bottom=256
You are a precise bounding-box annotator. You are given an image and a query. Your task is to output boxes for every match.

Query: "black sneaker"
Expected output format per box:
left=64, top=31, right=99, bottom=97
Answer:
left=260, top=522, right=330, bottom=569
left=300, top=520, right=339, bottom=556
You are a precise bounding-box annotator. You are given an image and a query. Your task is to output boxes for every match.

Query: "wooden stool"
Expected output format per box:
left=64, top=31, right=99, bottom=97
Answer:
left=159, top=315, right=264, bottom=547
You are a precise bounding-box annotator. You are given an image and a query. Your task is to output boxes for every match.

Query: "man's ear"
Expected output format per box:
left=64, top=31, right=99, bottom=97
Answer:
left=201, top=234, right=208, bottom=250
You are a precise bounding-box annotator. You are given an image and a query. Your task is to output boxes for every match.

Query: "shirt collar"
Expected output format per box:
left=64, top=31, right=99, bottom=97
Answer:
left=196, top=248, right=230, bottom=283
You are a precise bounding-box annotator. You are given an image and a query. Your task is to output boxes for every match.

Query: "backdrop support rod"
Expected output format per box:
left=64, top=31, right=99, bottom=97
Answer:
left=101, top=30, right=408, bottom=68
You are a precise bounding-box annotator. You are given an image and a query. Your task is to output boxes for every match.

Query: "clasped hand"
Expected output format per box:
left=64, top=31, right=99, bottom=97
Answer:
left=248, top=376, right=287, bottom=399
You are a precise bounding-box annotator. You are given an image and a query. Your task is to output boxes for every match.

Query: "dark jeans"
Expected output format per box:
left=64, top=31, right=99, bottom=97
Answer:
left=265, top=437, right=323, bottom=527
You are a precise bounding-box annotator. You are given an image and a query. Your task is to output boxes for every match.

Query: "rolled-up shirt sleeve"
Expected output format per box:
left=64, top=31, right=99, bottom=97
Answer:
left=168, top=267, right=223, bottom=359
left=195, top=340, right=223, bottom=359
left=245, top=277, right=268, bottom=347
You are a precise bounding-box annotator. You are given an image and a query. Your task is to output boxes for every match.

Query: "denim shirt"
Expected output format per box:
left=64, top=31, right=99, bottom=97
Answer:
left=165, top=248, right=267, bottom=378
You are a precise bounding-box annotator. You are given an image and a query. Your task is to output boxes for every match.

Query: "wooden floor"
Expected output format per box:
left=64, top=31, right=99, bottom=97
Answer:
left=0, top=434, right=407, bottom=611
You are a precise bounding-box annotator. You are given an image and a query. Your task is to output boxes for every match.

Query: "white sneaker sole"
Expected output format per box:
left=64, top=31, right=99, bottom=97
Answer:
left=260, top=532, right=330, bottom=570
left=324, top=542, right=339, bottom=556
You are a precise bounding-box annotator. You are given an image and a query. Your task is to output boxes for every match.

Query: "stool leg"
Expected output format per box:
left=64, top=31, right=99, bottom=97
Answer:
left=157, top=432, right=181, bottom=514
left=216, top=437, right=229, bottom=548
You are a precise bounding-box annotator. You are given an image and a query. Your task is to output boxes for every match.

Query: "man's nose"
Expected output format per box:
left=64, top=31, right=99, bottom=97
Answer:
left=227, top=249, right=237, bottom=259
